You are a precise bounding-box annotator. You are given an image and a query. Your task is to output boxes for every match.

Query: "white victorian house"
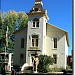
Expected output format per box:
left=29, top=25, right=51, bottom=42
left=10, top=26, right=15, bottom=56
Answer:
left=13, top=0, right=69, bottom=69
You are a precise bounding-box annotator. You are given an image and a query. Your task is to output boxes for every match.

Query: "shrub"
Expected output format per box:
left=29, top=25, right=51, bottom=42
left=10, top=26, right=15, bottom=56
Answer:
left=47, top=67, right=65, bottom=72
left=13, top=65, right=21, bottom=72
left=66, top=65, right=71, bottom=70
left=38, top=55, right=54, bottom=73
left=0, top=66, right=3, bottom=73
left=23, top=70, right=33, bottom=73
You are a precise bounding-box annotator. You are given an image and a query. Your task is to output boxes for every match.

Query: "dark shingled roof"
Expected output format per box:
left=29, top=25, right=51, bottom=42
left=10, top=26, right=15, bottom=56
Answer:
left=28, top=0, right=44, bottom=13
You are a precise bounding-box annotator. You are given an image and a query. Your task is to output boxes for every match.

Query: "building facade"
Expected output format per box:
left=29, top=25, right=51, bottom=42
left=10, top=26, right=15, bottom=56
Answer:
left=14, top=0, right=69, bottom=69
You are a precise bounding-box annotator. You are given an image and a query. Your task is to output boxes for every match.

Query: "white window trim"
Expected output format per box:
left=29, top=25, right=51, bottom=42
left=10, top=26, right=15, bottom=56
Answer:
left=31, top=35, right=39, bottom=47
left=32, top=21, right=39, bottom=28
left=53, top=54, right=57, bottom=64
left=32, top=38, right=38, bottom=47
left=52, top=38, right=58, bottom=49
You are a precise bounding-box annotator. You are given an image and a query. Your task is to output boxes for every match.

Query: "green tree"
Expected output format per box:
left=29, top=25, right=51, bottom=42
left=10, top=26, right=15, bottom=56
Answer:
left=0, top=10, right=28, bottom=52
left=38, top=55, right=54, bottom=73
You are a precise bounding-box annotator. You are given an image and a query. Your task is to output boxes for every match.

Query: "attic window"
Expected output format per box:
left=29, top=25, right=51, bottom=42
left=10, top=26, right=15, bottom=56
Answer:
left=35, top=8, right=39, bottom=11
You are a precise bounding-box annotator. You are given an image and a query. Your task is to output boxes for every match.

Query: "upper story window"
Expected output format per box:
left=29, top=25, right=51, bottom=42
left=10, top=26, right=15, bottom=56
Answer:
left=21, top=38, right=24, bottom=48
left=54, top=38, right=57, bottom=48
left=32, top=35, right=38, bottom=47
left=33, top=18, right=39, bottom=28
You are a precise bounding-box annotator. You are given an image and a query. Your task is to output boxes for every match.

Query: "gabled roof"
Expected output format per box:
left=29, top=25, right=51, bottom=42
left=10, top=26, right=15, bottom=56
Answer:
left=47, top=23, right=70, bottom=47
left=13, top=22, right=69, bottom=47
left=13, top=26, right=27, bottom=34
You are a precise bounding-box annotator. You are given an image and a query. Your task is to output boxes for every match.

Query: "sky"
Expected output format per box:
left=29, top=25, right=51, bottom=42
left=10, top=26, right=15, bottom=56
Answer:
left=1, top=0, right=72, bottom=55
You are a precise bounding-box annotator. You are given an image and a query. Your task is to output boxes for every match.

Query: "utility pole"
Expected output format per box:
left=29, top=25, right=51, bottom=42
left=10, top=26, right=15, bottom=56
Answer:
left=4, top=26, right=8, bottom=70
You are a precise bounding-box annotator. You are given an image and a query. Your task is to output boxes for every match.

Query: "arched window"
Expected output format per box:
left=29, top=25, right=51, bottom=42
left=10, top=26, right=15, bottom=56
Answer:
left=33, top=18, right=39, bottom=28
left=34, top=8, right=39, bottom=11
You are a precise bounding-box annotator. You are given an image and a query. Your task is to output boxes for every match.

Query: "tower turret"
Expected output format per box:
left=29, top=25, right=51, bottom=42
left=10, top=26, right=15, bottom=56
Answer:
left=26, top=0, right=48, bottom=65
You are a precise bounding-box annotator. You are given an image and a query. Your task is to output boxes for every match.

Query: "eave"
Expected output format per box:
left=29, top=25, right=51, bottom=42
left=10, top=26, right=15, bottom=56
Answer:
left=27, top=11, right=49, bottom=20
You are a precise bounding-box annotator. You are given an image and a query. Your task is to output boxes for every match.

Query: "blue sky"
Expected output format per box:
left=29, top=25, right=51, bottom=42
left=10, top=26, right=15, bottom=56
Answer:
left=1, top=0, right=72, bottom=55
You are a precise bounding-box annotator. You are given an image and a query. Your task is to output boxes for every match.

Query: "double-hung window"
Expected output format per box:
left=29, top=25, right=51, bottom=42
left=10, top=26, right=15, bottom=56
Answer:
left=54, top=38, right=57, bottom=48
left=32, top=35, right=38, bottom=47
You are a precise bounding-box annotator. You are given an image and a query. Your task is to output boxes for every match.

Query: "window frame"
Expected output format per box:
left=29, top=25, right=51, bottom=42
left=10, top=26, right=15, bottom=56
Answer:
left=20, top=54, right=24, bottom=63
left=21, top=38, right=24, bottom=48
left=33, top=18, right=39, bottom=28
left=32, top=35, right=38, bottom=47
left=53, top=54, right=57, bottom=64
left=53, top=38, right=57, bottom=48
left=34, top=8, right=39, bottom=11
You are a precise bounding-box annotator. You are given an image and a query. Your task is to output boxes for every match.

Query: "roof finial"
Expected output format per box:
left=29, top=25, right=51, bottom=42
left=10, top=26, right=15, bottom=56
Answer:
left=35, top=0, right=43, bottom=5
left=35, top=0, right=42, bottom=2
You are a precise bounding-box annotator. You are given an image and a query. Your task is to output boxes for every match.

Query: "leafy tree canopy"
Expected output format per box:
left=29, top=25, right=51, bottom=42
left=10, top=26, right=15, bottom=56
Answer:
left=0, top=10, right=28, bottom=52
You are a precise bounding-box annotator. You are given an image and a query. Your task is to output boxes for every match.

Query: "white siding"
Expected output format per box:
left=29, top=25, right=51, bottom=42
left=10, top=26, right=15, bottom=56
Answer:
left=26, top=15, right=47, bottom=65
left=65, top=35, right=68, bottom=69
left=46, top=24, right=68, bottom=69
left=14, top=28, right=27, bottom=66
